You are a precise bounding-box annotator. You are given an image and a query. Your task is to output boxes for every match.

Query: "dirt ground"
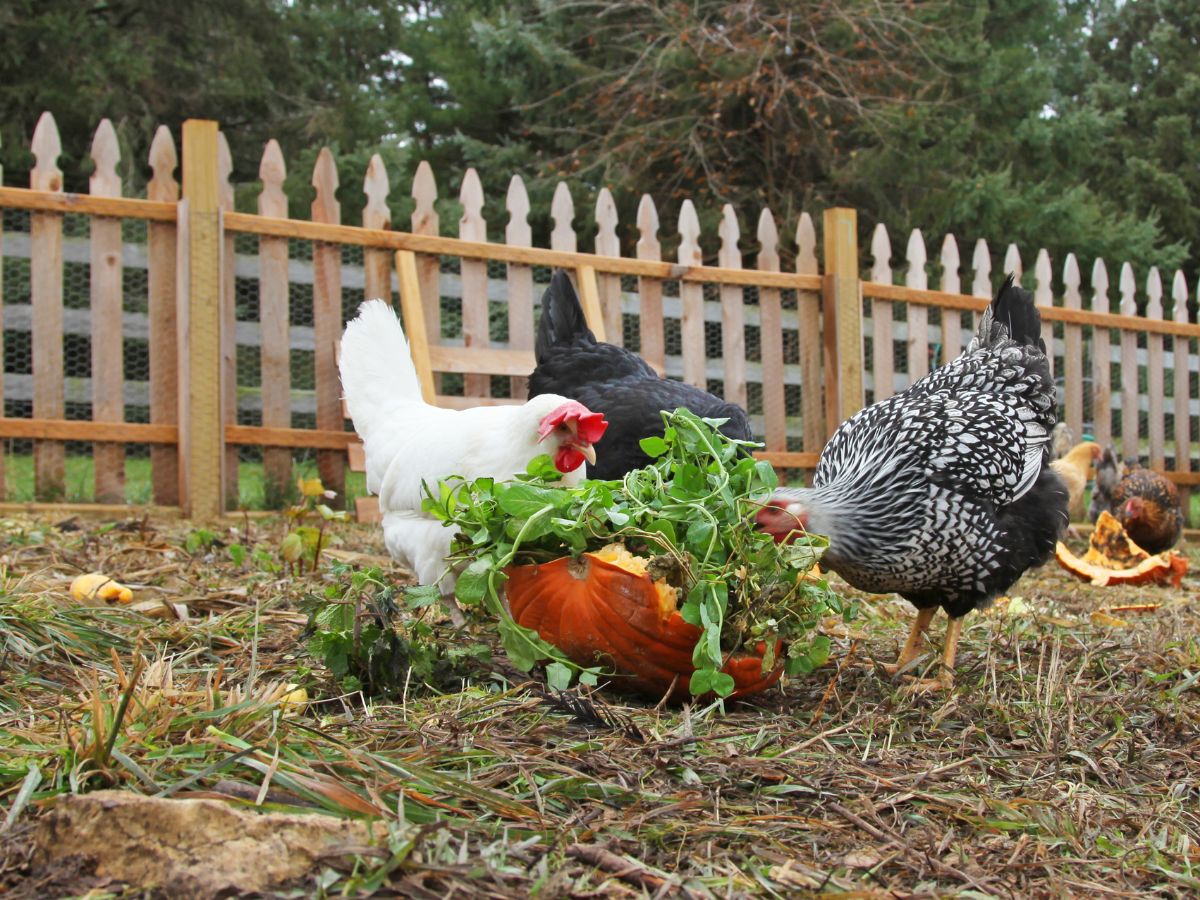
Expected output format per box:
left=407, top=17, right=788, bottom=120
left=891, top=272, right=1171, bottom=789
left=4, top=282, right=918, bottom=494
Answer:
left=0, top=512, right=1197, bottom=898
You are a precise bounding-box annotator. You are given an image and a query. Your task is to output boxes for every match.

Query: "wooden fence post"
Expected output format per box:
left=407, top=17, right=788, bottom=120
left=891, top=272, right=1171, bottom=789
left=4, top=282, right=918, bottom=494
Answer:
left=0, top=130, right=5, bottom=499
left=506, top=176, right=534, bottom=398
left=258, top=139, right=292, bottom=504
left=796, top=214, right=823, bottom=453
left=218, top=132, right=239, bottom=510
left=179, top=119, right=225, bottom=521
left=822, top=208, right=861, bottom=431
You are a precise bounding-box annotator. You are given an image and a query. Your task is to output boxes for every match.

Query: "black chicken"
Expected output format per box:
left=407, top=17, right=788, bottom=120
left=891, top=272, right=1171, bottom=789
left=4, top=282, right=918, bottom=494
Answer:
left=757, top=275, right=1068, bottom=690
left=528, top=270, right=752, bottom=479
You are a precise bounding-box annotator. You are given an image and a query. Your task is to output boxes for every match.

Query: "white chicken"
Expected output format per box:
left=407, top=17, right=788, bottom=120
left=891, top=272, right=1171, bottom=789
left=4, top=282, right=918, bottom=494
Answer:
left=339, top=300, right=607, bottom=603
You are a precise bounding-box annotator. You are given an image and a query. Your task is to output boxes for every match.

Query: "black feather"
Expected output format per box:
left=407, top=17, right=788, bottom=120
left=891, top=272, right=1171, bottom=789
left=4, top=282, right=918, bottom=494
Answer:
left=528, top=270, right=753, bottom=479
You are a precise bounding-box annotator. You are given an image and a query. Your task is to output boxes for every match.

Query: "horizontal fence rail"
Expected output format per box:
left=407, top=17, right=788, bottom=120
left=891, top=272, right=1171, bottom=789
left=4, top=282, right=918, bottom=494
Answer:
left=0, top=112, right=1197, bottom=524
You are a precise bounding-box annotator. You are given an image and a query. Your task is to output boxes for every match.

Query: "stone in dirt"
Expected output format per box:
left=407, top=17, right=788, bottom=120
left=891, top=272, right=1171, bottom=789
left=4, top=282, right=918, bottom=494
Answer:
left=33, top=790, right=377, bottom=897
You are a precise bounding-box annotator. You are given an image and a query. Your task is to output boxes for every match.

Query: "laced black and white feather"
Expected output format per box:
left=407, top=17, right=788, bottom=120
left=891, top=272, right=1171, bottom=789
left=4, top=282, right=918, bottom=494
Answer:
left=774, top=275, right=1066, bottom=609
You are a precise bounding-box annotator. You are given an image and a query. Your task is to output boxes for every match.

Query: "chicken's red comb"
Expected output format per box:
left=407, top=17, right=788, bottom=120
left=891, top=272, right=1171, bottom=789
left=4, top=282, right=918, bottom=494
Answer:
left=538, top=400, right=608, bottom=443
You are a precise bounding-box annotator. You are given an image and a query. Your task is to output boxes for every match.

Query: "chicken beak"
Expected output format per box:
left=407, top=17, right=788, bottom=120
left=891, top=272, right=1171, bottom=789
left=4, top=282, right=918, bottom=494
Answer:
left=579, top=442, right=597, bottom=465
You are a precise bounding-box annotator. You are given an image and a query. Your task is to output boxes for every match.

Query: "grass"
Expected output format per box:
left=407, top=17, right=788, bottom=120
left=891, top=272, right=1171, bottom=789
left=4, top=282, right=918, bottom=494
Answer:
left=1, top=454, right=367, bottom=510
left=0, top=513, right=1198, bottom=896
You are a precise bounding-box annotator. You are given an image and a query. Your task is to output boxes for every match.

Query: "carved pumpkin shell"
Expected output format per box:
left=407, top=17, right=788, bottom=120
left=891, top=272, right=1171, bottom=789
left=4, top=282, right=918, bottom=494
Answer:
left=1056, top=511, right=1188, bottom=587
left=504, top=550, right=783, bottom=701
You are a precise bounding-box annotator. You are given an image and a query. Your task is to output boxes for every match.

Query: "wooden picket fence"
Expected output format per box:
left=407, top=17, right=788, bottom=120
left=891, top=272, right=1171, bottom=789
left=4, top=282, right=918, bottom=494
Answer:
left=0, top=113, right=1197, bottom=524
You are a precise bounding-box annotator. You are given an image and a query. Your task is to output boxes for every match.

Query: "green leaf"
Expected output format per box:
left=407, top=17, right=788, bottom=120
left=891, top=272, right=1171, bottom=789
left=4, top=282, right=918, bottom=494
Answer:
left=496, top=483, right=565, bottom=520
left=404, top=584, right=442, bottom=609
left=639, top=435, right=668, bottom=457
left=689, top=666, right=716, bottom=696
left=545, top=662, right=574, bottom=691
left=454, top=558, right=493, bottom=606
left=709, top=671, right=736, bottom=697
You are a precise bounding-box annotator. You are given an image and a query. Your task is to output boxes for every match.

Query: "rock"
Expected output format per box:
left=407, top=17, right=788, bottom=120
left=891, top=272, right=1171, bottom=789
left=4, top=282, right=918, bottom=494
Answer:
left=34, top=790, right=376, bottom=897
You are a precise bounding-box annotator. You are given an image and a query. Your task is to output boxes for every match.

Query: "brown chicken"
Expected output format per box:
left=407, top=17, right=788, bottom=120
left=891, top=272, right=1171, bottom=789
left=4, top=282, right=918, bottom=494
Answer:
left=1050, top=441, right=1102, bottom=522
left=1109, top=465, right=1184, bottom=554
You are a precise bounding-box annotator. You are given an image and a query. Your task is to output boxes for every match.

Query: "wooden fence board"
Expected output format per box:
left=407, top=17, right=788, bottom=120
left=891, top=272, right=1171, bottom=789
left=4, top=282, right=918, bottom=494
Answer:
left=30, top=112, right=65, bottom=501
left=258, top=139, right=292, bottom=502
left=1062, top=254, right=1084, bottom=441
left=757, top=209, right=786, bottom=450
left=310, top=148, right=344, bottom=501
left=362, top=153, right=392, bottom=305
left=905, top=229, right=929, bottom=383
left=939, top=234, right=963, bottom=364
left=635, top=196, right=665, bottom=372
left=505, top=176, right=533, bottom=399
left=0, top=135, right=4, bottom=497
left=459, top=169, right=489, bottom=398
left=678, top=201, right=706, bottom=389
left=869, top=223, right=894, bottom=402
left=218, top=132, right=238, bottom=509
left=1146, top=268, right=1165, bottom=468
left=1090, top=260, right=1112, bottom=449
left=796, top=213, right=823, bottom=457
left=88, top=119, right=125, bottom=503
left=717, top=205, right=747, bottom=409
left=1172, top=271, right=1191, bottom=521
left=595, top=188, right=623, bottom=348
left=147, top=126, right=179, bottom=504
left=1119, top=263, right=1139, bottom=461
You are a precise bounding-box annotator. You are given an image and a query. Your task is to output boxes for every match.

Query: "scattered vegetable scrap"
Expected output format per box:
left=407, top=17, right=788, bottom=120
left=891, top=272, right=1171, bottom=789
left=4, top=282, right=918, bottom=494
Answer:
left=69, top=572, right=133, bottom=605
left=1055, top=511, right=1188, bottom=587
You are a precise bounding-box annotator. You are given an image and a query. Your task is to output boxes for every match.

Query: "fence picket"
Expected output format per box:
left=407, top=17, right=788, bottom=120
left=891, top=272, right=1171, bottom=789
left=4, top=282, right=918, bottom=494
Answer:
left=594, top=188, right=623, bottom=346
left=217, top=132, right=238, bottom=509
left=89, top=119, right=125, bottom=503
left=147, top=126, right=179, bottom=505
left=869, top=223, right=894, bottom=401
left=971, top=238, right=991, bottom=334
left=1172, top=271, right=1191, bottom=521
left=1119, top=262, right=1138, bottom=461
left=0, top=132, right=4, bottom=497
left=717, top=205, right=747, bottom=409
left=1062, top=254, right=1084, bottom=441
left=258, top=139, right=292, bottom=502
left=678, top=200, right=705, bottom=389
left=635, top=195, right=665, bottom=372
left=1090, top=259, right=1112, bottom=450
left=1034, top=249, right=1055, bottom=379
left=410, top=161, right=440, bottom=346
left=1004, top=243, right=1023, bottom=282
left=458, top=168, right=489, bottom=398
left=1145, top=268, right=1165, bottom=468
left=757, top=209, right=786, bottom=451
left=30, top=112, right=65, bottom=501
left=905, top=228, right=929, bottom=382
left=505, top=175, right=533, bottom=398
left=311, top=148, right=344, bottom=500
left=939, top=234, right=962, bottom=363
left=362, top=154, right=392, bottom=305
left=796, top=213, right=823, bottom=455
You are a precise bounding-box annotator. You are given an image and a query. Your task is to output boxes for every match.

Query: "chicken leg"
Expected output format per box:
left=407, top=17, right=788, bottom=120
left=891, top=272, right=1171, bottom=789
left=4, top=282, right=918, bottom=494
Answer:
left=902, top=615, right=964, bottom=693
left=881, top=606, right=937, bottom=677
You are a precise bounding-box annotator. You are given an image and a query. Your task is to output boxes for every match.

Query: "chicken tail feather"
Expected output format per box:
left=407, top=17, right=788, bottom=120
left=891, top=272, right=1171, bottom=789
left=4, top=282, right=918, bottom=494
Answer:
left=339, top=299, right=425, bottom=433
left=975, top=273, right=1045, bottom=354
left=535, top=269, right=595, bottom=363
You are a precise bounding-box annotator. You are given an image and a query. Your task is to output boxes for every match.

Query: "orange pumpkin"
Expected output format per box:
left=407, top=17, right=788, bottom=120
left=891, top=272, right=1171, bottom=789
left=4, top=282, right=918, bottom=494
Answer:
left=504, top=548, right=783, bottom=701
left=1056, top=511, right=1188, bottom=587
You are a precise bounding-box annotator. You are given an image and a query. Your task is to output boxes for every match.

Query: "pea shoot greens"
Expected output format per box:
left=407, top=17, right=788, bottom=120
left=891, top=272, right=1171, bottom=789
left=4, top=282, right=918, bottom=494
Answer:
left=423, top=409, right=854, bottom=698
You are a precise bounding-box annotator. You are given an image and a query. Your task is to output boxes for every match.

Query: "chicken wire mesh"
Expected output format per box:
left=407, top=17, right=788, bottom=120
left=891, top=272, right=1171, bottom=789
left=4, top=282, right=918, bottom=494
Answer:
left=1, top=208, right=155, bottom=503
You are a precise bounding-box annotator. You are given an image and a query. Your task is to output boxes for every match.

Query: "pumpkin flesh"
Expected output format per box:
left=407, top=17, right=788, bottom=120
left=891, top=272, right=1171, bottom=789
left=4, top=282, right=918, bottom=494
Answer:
left=1056, top=511, right=1188, bottom=587
left=505, top=549, right=783, bottom=700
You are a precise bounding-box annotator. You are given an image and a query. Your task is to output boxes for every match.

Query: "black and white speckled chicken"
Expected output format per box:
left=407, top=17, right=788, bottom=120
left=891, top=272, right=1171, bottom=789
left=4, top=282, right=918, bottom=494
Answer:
left=757, top=275, right=1068, bottom=690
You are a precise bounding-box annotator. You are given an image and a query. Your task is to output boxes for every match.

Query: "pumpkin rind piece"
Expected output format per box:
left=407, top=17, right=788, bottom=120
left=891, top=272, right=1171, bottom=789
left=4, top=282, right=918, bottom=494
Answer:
left=1054, top=512, right=1188, bottom=588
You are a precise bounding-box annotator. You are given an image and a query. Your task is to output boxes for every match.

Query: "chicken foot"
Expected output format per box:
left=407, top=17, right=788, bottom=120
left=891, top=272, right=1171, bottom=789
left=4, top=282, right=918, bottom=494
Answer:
left=880, top=606, right=937, bottom=677
left=901, top=615, right=964, bottom=693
